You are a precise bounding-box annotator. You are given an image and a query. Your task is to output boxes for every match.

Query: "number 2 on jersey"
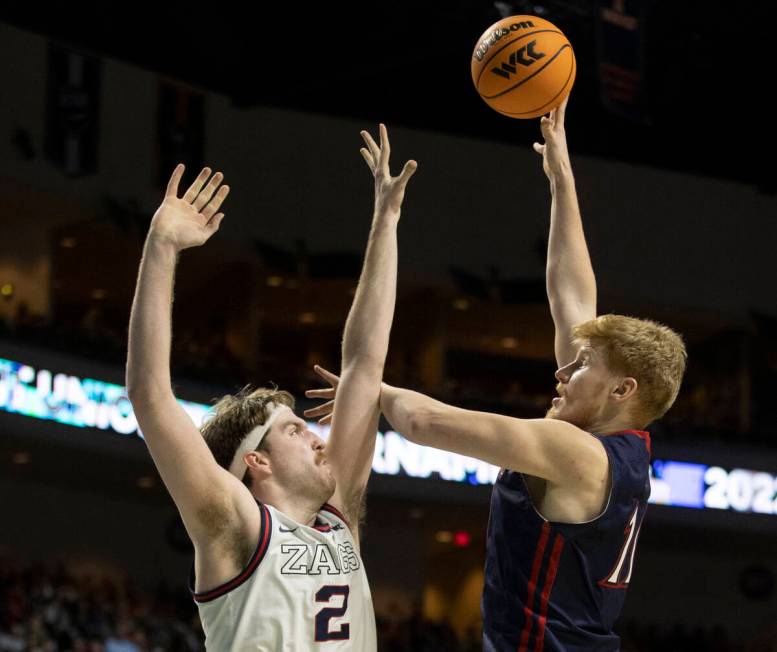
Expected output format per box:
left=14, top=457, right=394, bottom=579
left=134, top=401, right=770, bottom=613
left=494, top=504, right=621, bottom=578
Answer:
left=315, top=585, right=350, bottom=641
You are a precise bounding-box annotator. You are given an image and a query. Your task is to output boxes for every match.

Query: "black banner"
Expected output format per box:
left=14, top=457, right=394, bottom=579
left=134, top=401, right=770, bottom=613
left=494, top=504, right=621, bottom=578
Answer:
left=596, top=0, right=648, bottom=123
left=156, top=81, right=205, bottom=188
left=45, top=45, right=102, bottom=176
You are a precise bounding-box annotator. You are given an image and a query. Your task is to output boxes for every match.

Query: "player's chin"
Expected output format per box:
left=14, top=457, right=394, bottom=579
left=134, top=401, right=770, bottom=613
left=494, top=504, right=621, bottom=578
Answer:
left=318, top=462, right=334, bottom=481
left=322, top=473, right=336, bottom=497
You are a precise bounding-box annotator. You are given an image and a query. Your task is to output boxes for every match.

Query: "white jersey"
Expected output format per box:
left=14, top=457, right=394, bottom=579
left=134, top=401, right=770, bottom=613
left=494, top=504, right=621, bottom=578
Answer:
left=191, top=502, right=377, bottom=652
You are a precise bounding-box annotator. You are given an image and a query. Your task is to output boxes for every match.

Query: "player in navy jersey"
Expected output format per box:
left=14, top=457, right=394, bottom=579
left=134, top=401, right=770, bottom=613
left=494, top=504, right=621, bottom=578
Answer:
left=306, top=97, right=687, bottom=651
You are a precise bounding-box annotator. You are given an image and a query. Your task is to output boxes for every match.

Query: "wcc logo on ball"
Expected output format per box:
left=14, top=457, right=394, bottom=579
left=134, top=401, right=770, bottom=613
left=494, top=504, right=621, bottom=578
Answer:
left=490, top=40, right=546, bottom=80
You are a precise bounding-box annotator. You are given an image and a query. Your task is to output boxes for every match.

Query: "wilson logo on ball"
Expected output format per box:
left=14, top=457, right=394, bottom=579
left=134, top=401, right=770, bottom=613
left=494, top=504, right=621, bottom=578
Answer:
left=473, top=20, right=536, bottom=61
left=490, top=41, right=546, bottom=79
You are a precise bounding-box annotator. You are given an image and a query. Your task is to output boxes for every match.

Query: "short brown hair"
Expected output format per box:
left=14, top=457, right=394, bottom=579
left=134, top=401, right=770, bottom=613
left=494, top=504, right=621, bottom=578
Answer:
left=200, top=386, right=295, bottom=484
left=572, top=314, right=687, bottom=427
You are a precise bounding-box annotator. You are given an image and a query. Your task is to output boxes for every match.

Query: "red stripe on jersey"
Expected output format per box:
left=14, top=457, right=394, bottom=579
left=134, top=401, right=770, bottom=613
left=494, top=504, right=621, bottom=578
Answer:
left=534, top=533, right=566, bottom=651
left=517, top=522, right=551, bottom=651
left=193, top=503, right=272, bottom=603
left=321, top=502, right=349, bottom=528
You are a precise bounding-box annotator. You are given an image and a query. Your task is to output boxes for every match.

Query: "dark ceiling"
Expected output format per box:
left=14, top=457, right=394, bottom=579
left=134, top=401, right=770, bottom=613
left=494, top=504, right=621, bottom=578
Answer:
left=2, top=1, right=775, bottom=189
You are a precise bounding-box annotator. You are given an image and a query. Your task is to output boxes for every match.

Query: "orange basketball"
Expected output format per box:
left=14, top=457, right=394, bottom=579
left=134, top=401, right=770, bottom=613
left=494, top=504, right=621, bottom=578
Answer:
left=471, top=15, right=576, bottom=119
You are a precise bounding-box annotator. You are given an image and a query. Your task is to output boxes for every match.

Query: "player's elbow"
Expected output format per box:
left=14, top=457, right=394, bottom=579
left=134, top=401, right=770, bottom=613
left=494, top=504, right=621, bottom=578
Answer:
left=404, top=406, right=445, bottom=445
left=125, top=376, right=144, bottom=404
left=340, top=352, right=385, bottom=380
left=125, top=361, right=150, bottom=403
left=125, top=378, right=170, bottom=412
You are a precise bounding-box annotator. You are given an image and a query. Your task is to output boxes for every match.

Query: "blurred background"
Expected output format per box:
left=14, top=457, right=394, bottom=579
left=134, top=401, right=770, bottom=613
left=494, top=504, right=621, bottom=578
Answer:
left=1, top=1, right=777, bottom=650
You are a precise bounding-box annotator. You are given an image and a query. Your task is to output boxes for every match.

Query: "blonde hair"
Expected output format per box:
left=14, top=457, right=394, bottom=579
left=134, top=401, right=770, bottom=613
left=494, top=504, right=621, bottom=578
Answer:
left=200, top=386, right=295, bottom=483
left=572, top=314, right=687, bottom=427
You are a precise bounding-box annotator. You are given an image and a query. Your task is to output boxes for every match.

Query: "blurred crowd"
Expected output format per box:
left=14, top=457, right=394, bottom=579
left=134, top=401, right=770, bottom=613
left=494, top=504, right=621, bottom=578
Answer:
left=0, top=558, right=202, bottom=652
left=3, top=557, right=777, bottom=652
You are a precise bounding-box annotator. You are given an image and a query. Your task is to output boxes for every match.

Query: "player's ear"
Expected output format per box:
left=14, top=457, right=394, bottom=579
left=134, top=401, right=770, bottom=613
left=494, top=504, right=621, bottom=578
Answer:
left=245, top=450, right=272, bottom=481
left=611, top=377, right=638, bottom=403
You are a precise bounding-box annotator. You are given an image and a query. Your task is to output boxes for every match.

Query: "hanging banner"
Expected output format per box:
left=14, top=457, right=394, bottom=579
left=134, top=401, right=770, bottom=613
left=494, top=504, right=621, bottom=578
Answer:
left=596, top=0, right=648, bottom=122
left=156, top=81, right=205, bottom=189
left=45, top=45, right=102, bottom=176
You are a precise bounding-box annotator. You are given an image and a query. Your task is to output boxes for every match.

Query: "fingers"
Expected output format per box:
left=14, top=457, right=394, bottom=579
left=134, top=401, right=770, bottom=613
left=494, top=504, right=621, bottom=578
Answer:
left=319, top=414, right=333, bottom=426
left=303, top=400, right=334, bottom=419
left=206, top=213, right=225, bottom=233
left=202, top=184, right=230, bottom=219
left=166, top=164, right=185, bottom=198
left=361, top=130, right=380, bottom=167
left=379, top=123, right=390, bottom=170
left=360, top=147, right=375, bottom=171
left=557, top=94, right=569, bottom=123
left=397, top=159, right=418, bottom=187
left=313, top=364, right=341, bottom=386
left=193, top=172, right=224, bottom=212
left=533, top=143, right=545, bottom=155
left=305, top=388, right=336, bottom=399
left=182, top=167, right=212, bottom=203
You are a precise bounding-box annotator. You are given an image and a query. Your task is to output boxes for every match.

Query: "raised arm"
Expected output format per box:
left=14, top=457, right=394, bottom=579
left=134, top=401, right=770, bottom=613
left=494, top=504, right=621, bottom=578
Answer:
left=316, top=125, right=416, bottom=531
left=126, top=166, right=255, bottom=550
left=533, top=96, right=597, bottom=367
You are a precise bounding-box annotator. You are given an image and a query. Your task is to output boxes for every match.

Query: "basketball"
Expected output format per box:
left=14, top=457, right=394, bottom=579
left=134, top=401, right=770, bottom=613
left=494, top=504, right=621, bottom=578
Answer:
left=471, top=15, right=576, bottom=119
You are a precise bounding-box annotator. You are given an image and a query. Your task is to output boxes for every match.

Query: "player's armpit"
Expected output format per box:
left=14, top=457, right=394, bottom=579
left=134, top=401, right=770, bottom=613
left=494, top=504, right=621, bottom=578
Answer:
left=130, top=391, right=257, bottom=546
left=407, top=404, right=608, bottom=491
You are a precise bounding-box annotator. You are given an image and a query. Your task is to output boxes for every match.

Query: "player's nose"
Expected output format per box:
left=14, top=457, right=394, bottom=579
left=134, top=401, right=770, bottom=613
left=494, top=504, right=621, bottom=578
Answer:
left=554, top=365, right=570, bottom=383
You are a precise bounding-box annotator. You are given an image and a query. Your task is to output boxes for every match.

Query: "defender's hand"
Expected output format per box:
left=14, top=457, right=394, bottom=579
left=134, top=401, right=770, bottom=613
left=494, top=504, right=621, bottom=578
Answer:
left=304, top=365, right=341, bottom=425
left=533, top=95, right=571, bottom=180
left=149, top=164, right=230, bottom=251
left=360, top=124, right=417, bottom=219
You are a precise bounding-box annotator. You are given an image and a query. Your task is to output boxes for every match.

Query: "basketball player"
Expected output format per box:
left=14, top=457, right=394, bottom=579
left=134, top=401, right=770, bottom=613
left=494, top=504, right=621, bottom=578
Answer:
left=306, top=97, right=687, bottom=651
left=126, top=125, right=416, bottom=651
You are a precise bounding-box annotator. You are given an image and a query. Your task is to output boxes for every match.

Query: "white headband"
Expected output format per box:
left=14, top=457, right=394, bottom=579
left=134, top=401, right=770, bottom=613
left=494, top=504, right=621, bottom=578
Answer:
left=228, top=403, right=291, bottom=478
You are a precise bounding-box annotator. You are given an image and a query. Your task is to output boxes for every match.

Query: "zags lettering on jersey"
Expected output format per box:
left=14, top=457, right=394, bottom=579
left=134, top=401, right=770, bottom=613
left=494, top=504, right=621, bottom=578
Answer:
left=280, top=543, right=361, bottom=576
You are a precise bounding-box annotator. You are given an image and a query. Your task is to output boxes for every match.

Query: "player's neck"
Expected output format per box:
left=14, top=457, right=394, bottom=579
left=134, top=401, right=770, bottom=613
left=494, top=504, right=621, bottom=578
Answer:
left=590, top=412, right=640, bottom=436
left=255, top=486, right=320, bottom=527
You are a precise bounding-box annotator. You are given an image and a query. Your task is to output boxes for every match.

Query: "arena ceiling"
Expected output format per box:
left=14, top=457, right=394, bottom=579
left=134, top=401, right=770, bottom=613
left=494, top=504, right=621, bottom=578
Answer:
left=2, top=1, right=774, bottom=190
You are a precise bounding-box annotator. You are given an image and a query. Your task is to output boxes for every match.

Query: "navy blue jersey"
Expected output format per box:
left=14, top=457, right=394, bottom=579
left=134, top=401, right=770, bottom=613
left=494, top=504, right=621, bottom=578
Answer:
left=482, top=429, right=651, bottom=652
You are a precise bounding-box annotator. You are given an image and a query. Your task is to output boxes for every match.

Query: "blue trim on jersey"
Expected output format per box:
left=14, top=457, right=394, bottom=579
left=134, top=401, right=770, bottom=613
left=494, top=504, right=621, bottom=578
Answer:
left=190, top=502, right=272, bottom=603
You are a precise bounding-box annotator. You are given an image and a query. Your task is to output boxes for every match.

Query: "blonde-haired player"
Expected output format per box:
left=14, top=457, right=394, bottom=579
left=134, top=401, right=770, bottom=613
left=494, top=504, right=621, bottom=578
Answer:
left=307, top=97, right=686, bottom=651
left=126, top=125, right=416, bottom=651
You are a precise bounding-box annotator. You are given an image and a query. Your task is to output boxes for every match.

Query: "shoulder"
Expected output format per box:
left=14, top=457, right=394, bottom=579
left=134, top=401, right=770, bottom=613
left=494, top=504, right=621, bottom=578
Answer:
left=533, top=419, right=610, bottom=488
left=599, top=430, right=651, bottom=496
left=599, top=430, right=652, bottom=470
left=191, top=502, right=272, bottom=603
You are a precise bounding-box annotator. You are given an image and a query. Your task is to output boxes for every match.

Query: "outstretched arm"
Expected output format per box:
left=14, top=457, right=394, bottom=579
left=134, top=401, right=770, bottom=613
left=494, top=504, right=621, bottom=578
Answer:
left=379, top=384, right=607, bottom=492
left=533, top=96, right=597, bottom=367
left=305, top=375, right=607, bottom=495
left=315, top=125, right=416, bottom=534
left=126, top=167, right=255, bottom=549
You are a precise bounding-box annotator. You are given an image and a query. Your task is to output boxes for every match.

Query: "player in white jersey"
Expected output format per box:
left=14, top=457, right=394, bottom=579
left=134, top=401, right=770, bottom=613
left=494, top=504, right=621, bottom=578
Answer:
left=126, top=125, right=417, bottom=651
